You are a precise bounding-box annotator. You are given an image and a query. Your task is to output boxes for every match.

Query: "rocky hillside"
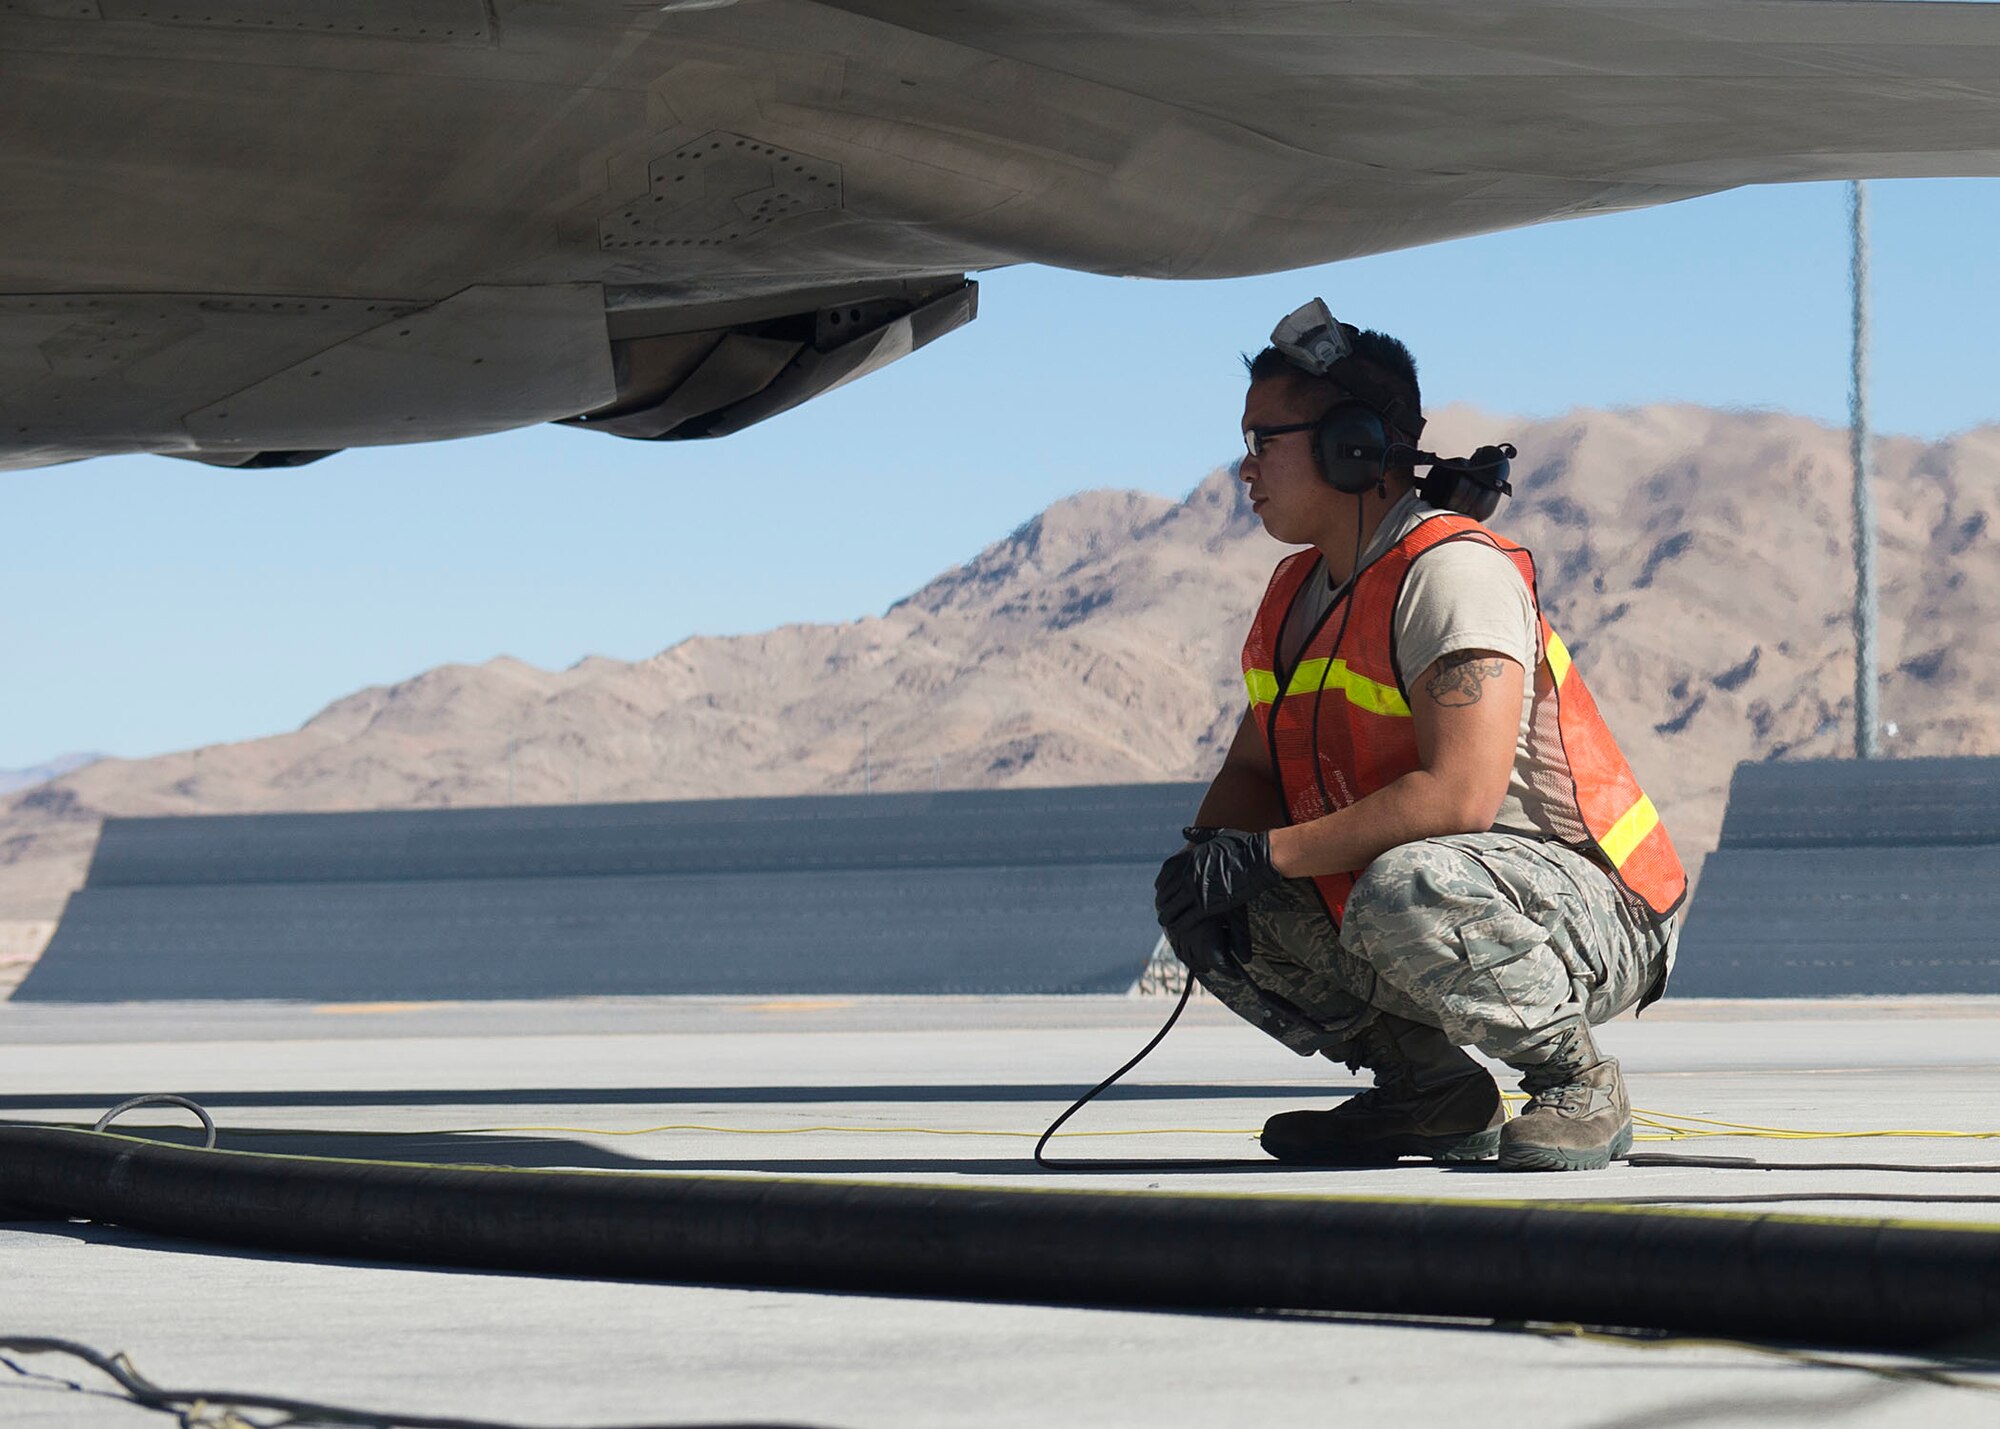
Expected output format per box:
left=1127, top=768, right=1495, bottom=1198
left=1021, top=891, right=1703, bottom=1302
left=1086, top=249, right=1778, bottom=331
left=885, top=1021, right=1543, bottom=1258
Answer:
left=5, top=404, right=1995, bottom=952
left=0, top=752, right=101, bottom=796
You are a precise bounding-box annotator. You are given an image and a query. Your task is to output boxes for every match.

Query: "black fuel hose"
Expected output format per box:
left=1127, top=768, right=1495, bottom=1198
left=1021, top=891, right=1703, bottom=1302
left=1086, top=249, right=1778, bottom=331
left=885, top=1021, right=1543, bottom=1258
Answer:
left=6, top=1124, right=2000, bottom=1350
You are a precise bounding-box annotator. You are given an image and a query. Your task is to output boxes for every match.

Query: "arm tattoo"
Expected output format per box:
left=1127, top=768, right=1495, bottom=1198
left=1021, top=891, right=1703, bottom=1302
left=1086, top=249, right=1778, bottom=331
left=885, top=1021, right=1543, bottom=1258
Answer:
left=1424, top=651, right=1510, bottom=707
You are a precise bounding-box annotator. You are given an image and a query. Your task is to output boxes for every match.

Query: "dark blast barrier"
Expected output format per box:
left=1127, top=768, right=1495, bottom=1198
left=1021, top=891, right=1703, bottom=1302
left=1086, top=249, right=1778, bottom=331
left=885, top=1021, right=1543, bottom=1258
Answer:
left=20, top=784, right=1204, bottom=1001
left=1674, top=755, right=2000, bottom=995
left=6, top=1125, right=2000, bottom=1350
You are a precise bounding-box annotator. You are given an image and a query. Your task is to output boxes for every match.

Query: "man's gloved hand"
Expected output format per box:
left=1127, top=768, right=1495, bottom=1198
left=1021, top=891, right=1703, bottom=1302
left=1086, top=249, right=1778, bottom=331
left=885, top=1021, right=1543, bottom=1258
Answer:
left=1153, top=826, right=1286, bottom=939
left=1167, top=910, right=1245, bottom=980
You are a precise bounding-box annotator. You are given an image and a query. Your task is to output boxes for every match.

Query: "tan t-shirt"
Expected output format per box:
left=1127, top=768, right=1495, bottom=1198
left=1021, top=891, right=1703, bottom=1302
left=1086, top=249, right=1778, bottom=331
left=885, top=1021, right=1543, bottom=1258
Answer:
left=1272, top=490, right=1571, bottom=841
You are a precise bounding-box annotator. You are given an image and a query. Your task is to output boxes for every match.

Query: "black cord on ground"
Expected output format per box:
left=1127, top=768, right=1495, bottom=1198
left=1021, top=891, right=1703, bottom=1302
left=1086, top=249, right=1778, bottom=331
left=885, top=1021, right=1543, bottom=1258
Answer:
left=1251, top=1311, right=2000, bottom=1398
left=0, top=1336, right=824, bottom=1429
left=1033, top=981, right=1268, bottom=1171
left=92, top=1093, right=217, bottom=1149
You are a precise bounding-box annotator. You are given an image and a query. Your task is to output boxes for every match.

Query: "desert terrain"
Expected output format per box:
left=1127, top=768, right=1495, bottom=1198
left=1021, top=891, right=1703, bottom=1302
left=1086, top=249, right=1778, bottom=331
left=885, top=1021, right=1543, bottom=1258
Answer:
left=4, top=403, right=1994, bottom=985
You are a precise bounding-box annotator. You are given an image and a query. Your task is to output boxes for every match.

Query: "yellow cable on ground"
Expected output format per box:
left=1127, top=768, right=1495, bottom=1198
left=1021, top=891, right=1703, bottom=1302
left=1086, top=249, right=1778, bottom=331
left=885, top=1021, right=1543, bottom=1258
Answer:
left=1630, top=1109, right=2000, bottom=1142
left=441, top=1110, right=2000, bottom=1145
left=468, top=1123, right=1258, bottom=1140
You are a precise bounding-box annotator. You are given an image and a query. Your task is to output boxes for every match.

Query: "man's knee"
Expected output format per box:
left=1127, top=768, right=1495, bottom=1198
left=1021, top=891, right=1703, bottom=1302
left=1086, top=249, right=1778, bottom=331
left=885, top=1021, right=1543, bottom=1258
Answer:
left=1345, top=837, right=1503, bottom=953
left=1246, top=877, right=1342, bottom=967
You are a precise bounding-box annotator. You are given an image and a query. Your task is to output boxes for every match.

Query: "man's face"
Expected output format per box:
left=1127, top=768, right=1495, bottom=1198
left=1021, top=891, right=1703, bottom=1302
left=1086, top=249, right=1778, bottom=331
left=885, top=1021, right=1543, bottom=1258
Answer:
left=1239, top=377, right=1343, bottom=546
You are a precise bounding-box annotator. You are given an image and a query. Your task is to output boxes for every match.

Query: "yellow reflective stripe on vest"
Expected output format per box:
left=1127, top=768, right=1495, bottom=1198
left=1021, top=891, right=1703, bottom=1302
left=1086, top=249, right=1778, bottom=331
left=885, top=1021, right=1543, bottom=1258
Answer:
left=1599, top=794, right=1661, bottom=869
left=1243, top=661, right=1411, bottom=717
left=1545, top=627, right=1573, bottom=688
left=1301, top=658, right=1413, bottom=717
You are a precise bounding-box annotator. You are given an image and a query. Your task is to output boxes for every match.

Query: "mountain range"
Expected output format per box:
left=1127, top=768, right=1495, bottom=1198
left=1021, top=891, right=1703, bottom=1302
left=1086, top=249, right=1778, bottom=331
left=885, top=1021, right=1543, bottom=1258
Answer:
left=4, top=403, right=1995, bottom=981
left=0, top=753, right=103, bottom=797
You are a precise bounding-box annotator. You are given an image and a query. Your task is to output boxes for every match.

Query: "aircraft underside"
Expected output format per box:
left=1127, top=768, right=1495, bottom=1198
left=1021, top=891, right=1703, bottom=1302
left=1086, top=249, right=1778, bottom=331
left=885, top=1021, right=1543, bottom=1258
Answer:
left=4, top=0, right=1999, bottom=471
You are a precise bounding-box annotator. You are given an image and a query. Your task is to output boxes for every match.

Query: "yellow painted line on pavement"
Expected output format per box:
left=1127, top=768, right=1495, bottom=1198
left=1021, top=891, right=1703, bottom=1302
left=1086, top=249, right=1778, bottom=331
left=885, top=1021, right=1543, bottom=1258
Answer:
left=311, top=1002, right=447, bottom=1015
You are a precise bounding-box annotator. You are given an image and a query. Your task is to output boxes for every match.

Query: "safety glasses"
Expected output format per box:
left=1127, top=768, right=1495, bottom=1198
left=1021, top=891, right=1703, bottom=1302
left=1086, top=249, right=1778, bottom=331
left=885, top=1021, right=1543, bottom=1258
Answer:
left=1242, top=422, right=1317, bottom=458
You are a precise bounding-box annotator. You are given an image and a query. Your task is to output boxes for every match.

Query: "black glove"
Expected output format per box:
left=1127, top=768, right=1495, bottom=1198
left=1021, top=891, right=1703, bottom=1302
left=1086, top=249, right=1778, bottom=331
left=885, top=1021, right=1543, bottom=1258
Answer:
left=1153, top=826, right=1285, bottom=939
left=1167, top=909, right=1246, bottom=980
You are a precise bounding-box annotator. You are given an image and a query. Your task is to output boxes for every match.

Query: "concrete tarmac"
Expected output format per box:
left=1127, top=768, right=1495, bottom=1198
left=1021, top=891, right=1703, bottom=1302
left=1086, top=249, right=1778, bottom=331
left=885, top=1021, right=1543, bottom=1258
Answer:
left=6, top=994, right=2000, bottom=1426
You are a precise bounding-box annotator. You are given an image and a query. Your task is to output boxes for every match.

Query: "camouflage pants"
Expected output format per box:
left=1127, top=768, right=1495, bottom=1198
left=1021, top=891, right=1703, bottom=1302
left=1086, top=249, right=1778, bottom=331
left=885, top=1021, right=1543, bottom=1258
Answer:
left=1192, top=832, right=1677, bottom=1067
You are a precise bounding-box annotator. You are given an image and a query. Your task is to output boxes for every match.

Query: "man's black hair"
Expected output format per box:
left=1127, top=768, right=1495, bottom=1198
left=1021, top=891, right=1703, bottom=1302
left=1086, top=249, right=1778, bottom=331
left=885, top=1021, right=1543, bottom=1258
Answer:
left=1243, top=329, right=1422, bottom=440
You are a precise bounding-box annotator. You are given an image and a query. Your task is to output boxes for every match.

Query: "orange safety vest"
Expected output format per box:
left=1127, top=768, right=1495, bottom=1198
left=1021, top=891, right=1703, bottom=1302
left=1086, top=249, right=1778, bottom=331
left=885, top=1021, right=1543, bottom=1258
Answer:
left=1242, top=513, right=1687, bottom=928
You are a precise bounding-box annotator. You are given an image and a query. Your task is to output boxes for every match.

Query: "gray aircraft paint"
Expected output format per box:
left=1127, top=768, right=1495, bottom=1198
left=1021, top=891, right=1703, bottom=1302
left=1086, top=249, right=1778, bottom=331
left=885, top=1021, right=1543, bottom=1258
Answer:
left=6, top=0, right=2000, bottom=468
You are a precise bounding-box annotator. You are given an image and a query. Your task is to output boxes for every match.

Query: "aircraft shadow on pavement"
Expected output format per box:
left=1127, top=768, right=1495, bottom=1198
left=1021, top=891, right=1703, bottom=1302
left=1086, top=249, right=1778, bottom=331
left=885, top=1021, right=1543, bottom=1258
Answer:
left=21, top=1121, right=2000, bottom=1199
left=0, top=1083, right=1357, bottom=1112
left=6, top=1122, right=1308, bottom=1175
left=6, top=1123, right=666, bottom=1171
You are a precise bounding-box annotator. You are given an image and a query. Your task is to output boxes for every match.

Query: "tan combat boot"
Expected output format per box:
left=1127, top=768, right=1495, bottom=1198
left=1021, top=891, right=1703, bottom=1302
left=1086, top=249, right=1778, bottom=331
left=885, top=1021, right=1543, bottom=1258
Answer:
left=1499, top=1020, right=1632, bottom=1171
left=1260, top=1013, right=1504, bottom=1165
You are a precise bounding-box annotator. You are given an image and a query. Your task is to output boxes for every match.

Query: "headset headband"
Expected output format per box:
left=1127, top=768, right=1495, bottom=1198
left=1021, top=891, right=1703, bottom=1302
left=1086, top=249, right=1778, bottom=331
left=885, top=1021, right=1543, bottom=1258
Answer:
left=1268, top=298, right=1426, bottom=443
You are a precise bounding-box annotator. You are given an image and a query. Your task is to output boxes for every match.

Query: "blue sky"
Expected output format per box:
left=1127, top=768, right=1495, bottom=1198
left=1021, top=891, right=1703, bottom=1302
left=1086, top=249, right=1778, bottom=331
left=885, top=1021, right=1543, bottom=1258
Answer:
left=4, top=177, right=1997, bottom=769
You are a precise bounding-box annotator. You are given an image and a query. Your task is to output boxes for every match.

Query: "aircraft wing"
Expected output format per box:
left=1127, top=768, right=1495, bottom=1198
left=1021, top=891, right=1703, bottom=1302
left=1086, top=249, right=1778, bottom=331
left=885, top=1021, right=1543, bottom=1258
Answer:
left=820, top=0, right=2000, bottom=271
left=4, top=0, right=1996, bottom=471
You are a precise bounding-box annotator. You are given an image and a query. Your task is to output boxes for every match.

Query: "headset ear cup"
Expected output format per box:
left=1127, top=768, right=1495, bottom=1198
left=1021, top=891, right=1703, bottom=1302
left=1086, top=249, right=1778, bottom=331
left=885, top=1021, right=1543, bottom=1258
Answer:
left=1448, top=476, right=1501, bottom=522
left=1314, top=404, right=1389, bottom=494
left=1421, top=460, right=1506, bottom=521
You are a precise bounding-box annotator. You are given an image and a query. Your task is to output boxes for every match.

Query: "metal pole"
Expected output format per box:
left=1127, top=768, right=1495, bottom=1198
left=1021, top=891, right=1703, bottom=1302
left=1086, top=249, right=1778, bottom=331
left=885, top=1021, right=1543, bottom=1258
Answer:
left=1849, top=180, right=1880, bottom=760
